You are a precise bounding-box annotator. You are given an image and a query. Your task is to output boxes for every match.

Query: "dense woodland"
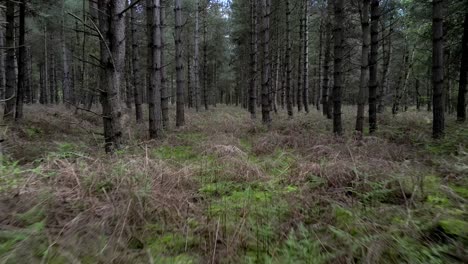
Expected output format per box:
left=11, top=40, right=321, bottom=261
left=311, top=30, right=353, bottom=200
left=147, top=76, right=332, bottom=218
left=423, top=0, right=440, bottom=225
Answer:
left=0, top=0, right=467, bottom=263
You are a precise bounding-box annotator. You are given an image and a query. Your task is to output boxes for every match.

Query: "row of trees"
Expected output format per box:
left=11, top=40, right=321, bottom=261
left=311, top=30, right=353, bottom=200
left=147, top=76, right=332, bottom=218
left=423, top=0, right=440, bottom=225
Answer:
left=0, top=0, right=231, bottom=152
left=0, top=0, right=467, bottom=152
left=231, top=0, right=467, bottom=137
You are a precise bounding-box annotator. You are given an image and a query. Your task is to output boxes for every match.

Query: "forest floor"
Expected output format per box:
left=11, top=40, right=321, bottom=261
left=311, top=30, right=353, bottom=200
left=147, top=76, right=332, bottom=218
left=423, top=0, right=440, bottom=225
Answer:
left=0, top=105, right=467, bottom=264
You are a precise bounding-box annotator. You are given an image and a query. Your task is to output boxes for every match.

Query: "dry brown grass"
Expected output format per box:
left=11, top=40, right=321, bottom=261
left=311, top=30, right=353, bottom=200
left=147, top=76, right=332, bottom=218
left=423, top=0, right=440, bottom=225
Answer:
left=1, top=104, right=466, bottom=263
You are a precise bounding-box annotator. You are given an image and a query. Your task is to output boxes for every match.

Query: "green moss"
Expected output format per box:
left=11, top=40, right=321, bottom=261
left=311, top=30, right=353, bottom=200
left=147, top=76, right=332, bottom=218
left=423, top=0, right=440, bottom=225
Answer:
left=153, top=146, right=197, bottom=162
left=146, top=232, right=197, bottom=261
left=426, top=195, right=450, bottom=206
left=451, top=185, right=468, bottom=199
left=26, top=127, right=43, bottom=138
left=176, top=132, right=206, bottom=144
left=333, top=205, right=354, bottom=227
left=439, top=219, right=468, bottom=238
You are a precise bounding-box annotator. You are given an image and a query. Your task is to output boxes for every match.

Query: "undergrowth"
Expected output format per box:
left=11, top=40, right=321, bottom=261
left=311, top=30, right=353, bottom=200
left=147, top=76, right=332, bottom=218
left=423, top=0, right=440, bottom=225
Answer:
left=0, top=105, right=466, bottom=263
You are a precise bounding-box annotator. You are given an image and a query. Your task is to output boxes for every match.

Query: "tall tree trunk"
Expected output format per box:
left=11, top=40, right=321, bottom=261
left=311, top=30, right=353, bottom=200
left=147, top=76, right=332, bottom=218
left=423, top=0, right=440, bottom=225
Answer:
left=175, top=0, right=185, bottom=127
left=0, top=8, right=5, bottom=101
left=54, top=58, right=59, bottom=104
left=202, top=1, right=209, bottom=111
left=457, top=9, right=468, bottom=122
left=147, top=0, right=163, bottom=138
left=43, top=24, right=50, bottom=105
left=285, top=0, right=293, bottom=117
left=40, top=64, right=46, bottom=104
left=62, top=0, right=72, bottom=108
left=98, top=0, right=126, bottom=152
left=130, top=5, right=143, bottom=123
left=296, top=0, right=304, bottom=113
left=333, top=0, right=344, bottom=135
left=15, top=0, right=26, bottom=120
left=368, top=0, right=379, bottom=133
left=261, top=0, right=271, bottom=125
left=194, top=0, right=201, bottom=111
left=316, top=17, right=323, bottom=110
left=378, top=19, right=392, bottom=113
left=4, top=1, right=15, bottom=120
left=249, top=0, right=258, bottom=119
left=160, top=0, right=169, bottom=128
left=302, top=0, right=309, bottom=113
left=321, top=1, right=332, bottom=117
left=187, top=51, right=193, bottom=108
left=432, top=0, right=445, bottom=138
left=356, top=0, right=370, bottom=134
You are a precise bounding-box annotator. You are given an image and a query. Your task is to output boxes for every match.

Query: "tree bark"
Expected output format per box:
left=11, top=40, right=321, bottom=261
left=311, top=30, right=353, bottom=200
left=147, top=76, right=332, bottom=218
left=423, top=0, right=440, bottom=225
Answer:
left=333, top=0, right=344, bottom=135
left=368, top=0, right=379, bottom=133
left=457, top=9, right=468, bottom=122
left=261, top=0, right=271, bottom=125
left=0, top=8, right=5, bottom=101
left=98, top=0, right=126, bottom=152
left=15, top=0, right=26, bottom=120
left=4, top=1, right=15, bottom=120
left=355, top=0, right=370, bottom=133
left=130, top=4, right=143, bottom=123
left=175, top=0, right=185, bottom=127
left=147, top=0, right=163, bottom=138
left=432, top=0, right=445, bottom=138
left=321, top=1, right=332, bottom=118
left=296, top=0, right=304, bottom=113
left=62, top=0, right=72, bottom=108
left=302, top=0, right=309, bottom=113
left=285, top=0, right=293, bottom=117
left=160, top=0, right=169, bottom=128
left=378, top=19, right=392, bottom=113
left=249, top=0, right=258, bottom=119
left=202, top=1, right=209, bottom=110
left=194, top=0, right=201, bottom=111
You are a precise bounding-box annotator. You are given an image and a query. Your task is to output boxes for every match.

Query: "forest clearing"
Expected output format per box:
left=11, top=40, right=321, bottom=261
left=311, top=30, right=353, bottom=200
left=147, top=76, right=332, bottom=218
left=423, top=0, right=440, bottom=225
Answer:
left=1, top=0, right=468, bottom=263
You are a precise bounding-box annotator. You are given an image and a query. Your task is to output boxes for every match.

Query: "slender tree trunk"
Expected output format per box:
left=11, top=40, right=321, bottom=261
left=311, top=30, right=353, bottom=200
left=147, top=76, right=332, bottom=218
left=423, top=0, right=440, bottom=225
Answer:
left=332, top=0, right=344, bottom=135
left=378, top=20, right=392, bottom=113
left=0, top=8, right=6, bottom=101
left=302, top=0, right=309, bottom=113
left=286, top=0, right=293, bottom=117
left=15, top=0, right=26, bottom=120
left=457, top=9, right=468, bottom=122
left=322, top=1, right=332, bottom=117
left=130, top=5, right=143, bottom=123
left=98, top=0, right=126, bottom=152
left=368, top=0, right=379, bottom=133
left=187, top=52, right=193, bottom=108
left=194, top=0, right=201, bottom=111
left=202, top=1, right=209, bottom=110
left=62, top=0, right=72, bottom=108
left=249, top=0, right=258, bottom=119
left=4, top=1, right=15, bottom=120
left=175, top=0, right=185, bottom=127
left=316, top=17, right=323, bottom=110
left=43, top=24, right=50, bottom=105
left=432, top=0, right=445, bottom=138
left=147, top=0, right=163, bottom=138
left=54, top=58, right=59, bottom=104
left=261, top=0, right=271, bottom=125
left=416, top=79, right=421, bottom=111
left=160, top=0, right=169, bottom=128
left=356, top=0, right=370, bottom=134
left=296, top=0, right=304, bottom=113
left=40, top=64, right=45, bottom=104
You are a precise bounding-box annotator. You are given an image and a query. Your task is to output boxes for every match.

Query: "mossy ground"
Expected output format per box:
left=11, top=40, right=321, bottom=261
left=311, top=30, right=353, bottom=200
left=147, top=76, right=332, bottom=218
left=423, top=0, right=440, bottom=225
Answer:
left=0, top=105, right=467, bottom=263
